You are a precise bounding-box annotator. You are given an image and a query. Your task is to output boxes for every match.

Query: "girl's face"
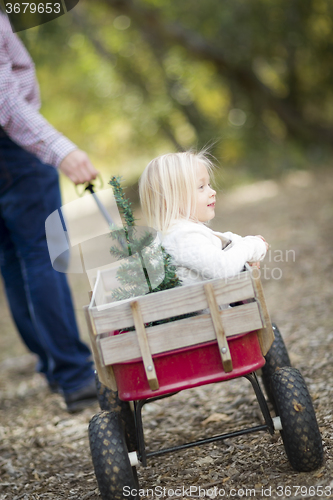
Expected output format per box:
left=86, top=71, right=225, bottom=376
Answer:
left=193, top=162, right=216, bottom=222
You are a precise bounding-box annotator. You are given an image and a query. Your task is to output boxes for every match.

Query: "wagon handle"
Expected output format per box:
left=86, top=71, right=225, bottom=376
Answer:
left=75, top=176, right=116, bottom=227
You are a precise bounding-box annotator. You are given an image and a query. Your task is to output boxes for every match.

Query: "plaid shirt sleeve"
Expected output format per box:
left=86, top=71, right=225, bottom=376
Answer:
left=0, top=14, right=77, bottom=168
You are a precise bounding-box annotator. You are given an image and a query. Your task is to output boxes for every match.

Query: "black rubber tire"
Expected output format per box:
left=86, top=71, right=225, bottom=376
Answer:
left=89, top=411, right=138, bottom=500
left=95, top=372, right=137, bottom=451
left=261, top=323, right=291, bottom=404
left=271, top=367, right=324, bottom=472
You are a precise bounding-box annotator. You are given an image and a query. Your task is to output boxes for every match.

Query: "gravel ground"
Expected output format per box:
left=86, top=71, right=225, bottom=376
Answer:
left=0, top=168, right=332, bottom=500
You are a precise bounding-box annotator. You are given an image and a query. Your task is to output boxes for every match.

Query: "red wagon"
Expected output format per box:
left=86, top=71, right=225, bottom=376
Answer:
left=85, top=265, right=323, bottom=500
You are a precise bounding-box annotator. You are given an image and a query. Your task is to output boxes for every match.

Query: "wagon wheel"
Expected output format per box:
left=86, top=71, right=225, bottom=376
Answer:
left=261, top=323, right=291, bottom=406
left=95, top=373, right=137, bottom=451
left=271, top=367, right=323, bottom=472
left=89, top=411, right=138, bottom=500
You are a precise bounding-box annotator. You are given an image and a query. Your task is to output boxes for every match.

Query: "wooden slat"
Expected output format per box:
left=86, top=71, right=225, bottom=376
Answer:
left=130, top=301, right=159, bottom=391
left=83, top=306, right=117, bottom=391
left=90, top=271, right=105, bottom=309
left=247, top=265, right=275, bottom=356
left=204, top=283, right=233, bottom=373
left=90, top=272, right=255, bottom=335
left=98, top=301, right=263, bottom=366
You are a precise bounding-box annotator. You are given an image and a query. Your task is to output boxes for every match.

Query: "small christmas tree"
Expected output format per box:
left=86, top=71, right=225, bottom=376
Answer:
left=109, top=176, right=181, bottom=301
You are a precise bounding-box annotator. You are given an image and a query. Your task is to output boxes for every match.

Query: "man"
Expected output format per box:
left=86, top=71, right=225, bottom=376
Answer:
left=0, top=9, right=99, bottom=412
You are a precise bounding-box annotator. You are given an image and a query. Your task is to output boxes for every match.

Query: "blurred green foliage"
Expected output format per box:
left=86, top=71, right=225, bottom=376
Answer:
left=19, top=0, right=333, bottom=193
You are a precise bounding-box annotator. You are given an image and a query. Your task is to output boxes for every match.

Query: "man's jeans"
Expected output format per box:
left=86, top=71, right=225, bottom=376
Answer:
left=0, top=129, right=94, bottom=394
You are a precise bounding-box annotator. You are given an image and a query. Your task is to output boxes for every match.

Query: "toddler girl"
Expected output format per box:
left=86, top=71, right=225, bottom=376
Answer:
left=139, top=151, right=268, bottom=285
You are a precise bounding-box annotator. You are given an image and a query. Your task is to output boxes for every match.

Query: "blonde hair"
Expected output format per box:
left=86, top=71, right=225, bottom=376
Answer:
left=139, top=150, right=215, bottom=233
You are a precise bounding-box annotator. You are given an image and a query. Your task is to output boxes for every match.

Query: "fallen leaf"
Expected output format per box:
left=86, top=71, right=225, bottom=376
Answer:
left=201, top=413, right=232, bottom=425
left=195, top=456, right=215, bottom=466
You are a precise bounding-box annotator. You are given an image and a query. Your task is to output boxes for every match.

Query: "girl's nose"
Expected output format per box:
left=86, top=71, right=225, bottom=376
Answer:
left=210, top=187, right=216, bottom=196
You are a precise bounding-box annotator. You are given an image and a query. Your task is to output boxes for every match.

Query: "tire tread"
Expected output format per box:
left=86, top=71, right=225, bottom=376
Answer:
left=89, top=411, right=137, bottom=500
left=271, top=367, right=323, bottom=472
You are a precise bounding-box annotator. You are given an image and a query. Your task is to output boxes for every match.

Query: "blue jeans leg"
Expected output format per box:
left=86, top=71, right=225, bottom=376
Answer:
left=0, top=220, right=54, bottom=381
left=0, top=132, right=94, bottom=394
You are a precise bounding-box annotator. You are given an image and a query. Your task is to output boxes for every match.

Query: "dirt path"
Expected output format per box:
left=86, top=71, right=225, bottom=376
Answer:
left=0, top=169, right=332, bottom=500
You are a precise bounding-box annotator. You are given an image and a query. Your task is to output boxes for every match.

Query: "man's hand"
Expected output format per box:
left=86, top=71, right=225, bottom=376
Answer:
left=59, top=149, right=99, bottom=185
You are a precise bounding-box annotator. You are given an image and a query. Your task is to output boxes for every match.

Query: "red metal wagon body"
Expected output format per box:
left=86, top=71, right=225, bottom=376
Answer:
left=113, top=331, right=265, bottom=401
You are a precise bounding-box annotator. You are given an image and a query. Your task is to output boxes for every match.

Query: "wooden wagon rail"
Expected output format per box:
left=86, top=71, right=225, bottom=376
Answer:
left=85, top=265, right=274, bottom=392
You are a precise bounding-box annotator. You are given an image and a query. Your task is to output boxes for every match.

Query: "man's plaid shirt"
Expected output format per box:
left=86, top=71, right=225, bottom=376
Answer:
left=0, top=12, right=77, bottom=167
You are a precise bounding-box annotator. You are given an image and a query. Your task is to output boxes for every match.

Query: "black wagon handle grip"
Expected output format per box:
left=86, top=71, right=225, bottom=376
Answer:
left=75, top=174, right=104, bottom=198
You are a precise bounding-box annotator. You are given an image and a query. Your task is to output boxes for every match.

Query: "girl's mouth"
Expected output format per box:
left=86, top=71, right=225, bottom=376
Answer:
left=208, top=202, right=215, bottom=208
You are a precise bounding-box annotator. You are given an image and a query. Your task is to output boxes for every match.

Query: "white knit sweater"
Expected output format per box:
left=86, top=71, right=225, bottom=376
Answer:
left=160, top=220, right=267, bottom=285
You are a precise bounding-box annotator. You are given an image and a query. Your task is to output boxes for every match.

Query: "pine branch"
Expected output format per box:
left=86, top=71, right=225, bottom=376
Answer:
left=108, top=176, right=181, bottom=301
left=109, top=176, right=136, bottom=227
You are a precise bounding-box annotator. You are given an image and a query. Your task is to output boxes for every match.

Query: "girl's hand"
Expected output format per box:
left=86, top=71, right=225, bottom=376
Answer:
left=248, top=236, right=269, bottom=269
left=255, top=235, right=269, bottom=251
left=249, top=261, right=261, bottom=269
